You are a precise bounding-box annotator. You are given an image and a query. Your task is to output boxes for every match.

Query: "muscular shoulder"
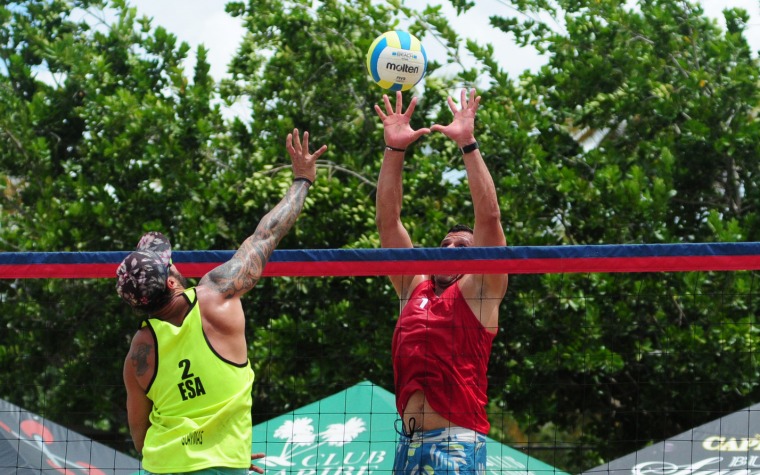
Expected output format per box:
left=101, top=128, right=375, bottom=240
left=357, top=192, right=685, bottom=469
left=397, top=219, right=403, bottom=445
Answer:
left=195, top=284, right=245, bottom=334
left=128, top=327, right=154, bottom=355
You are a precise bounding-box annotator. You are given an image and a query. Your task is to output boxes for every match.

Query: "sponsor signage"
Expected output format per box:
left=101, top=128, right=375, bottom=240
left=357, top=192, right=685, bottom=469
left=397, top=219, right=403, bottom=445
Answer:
left=0, top=398, right=140, bottom=475
left=583, top=403, right=760, bottom=475
left=252, top=381, right=566, bottom=475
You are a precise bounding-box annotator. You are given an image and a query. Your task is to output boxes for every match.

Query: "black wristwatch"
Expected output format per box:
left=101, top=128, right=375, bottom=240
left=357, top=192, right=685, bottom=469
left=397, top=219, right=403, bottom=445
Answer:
left=460, top=141, right=479, bottom=154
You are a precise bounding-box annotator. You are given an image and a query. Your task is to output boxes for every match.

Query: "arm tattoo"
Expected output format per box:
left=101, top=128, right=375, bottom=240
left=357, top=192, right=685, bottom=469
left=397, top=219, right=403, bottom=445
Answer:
left=131, top=343, right=152, bottom=377
left=204, top=181, right=309, bottom=298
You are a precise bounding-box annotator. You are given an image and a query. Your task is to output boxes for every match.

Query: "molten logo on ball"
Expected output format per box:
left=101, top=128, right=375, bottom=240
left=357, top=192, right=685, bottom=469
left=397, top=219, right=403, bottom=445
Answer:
left=366, top=30, right=427, bottom=92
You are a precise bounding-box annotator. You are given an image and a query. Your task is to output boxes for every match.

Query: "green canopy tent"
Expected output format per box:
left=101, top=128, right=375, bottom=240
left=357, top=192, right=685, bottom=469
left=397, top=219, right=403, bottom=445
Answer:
left=252, top=381, right=567, bottom=475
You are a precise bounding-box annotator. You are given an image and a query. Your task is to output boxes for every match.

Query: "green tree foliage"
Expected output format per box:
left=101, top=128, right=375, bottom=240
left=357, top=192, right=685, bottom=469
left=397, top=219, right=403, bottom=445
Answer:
left=2, top=0, right=760, bottom=472
left=0, top=0, right=224, bottom=449
left=465, top=0, right=760, bottom=469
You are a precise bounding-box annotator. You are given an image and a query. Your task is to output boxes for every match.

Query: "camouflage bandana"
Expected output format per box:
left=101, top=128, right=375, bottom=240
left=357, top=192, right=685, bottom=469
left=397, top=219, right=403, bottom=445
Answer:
left=116, top=232, right=173, bottom=312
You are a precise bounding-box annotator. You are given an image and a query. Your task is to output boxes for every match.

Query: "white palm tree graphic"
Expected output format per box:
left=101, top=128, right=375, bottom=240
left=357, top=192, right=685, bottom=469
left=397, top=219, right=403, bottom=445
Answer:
left=275, top=417, right=317, bottom=445
left=323, top=417, right=365, bottom=446
left=262, top=416, right=367, bottom=467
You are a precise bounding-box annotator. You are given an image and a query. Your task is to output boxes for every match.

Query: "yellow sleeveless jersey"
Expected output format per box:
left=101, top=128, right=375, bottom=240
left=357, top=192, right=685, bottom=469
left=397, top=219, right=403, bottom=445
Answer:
left=141, top=288, right=254, bottom=473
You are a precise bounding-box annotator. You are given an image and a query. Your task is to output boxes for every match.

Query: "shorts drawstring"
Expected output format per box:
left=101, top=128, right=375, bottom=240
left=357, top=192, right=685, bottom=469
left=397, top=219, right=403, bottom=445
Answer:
left=394, top=417, right=418, bottom=438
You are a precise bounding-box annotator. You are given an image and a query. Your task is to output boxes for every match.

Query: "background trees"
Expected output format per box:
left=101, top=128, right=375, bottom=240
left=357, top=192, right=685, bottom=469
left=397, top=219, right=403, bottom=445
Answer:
left=2, top=0, right=759, bottom=472
left=484, top=0, right=760, bottom=468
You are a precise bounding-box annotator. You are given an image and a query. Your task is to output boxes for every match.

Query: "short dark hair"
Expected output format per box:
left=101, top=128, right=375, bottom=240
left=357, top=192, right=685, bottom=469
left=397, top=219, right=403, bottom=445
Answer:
left=447, top=224, right=473, bottom=234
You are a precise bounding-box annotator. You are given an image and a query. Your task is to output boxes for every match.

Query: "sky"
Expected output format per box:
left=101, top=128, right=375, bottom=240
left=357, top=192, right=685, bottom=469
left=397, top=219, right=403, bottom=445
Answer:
left=124, top=0, right=760, bottom=84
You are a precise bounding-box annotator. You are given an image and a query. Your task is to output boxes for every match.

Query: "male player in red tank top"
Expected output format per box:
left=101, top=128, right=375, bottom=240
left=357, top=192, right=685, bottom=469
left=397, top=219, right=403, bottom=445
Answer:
left=374, top=88, right=508, bottom=475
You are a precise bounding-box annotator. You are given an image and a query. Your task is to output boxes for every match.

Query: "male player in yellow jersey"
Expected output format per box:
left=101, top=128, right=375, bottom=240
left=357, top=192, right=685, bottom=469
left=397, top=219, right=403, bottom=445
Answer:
left=116, top=129, right=327, bottom=475
left=375, top=89, right=508, bottom=475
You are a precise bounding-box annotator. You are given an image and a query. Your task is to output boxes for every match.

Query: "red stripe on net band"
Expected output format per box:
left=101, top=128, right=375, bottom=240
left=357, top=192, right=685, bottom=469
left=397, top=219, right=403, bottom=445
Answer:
left=2, top=253, right=760, bottom=279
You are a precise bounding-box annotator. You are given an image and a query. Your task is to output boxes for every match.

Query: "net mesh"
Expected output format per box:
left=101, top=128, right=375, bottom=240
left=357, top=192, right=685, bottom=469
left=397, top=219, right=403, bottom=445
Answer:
left=0, top=247, right=759, bottom=474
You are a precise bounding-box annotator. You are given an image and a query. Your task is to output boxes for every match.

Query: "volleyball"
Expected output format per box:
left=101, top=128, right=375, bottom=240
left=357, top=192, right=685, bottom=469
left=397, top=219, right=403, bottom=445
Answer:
left=366, top=30, right=427, bottom=91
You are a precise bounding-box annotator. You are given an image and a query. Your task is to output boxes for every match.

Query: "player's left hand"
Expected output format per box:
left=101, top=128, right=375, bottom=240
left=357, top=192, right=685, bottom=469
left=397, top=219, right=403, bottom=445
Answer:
left=431, top=88, right=480, bottom=147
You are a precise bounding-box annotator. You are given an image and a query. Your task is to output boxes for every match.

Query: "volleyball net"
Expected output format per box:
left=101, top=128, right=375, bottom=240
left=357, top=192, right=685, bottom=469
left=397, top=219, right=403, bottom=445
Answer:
left=3, top=242, right=760, bottom=278
left=1, top=243, right=759, bottom=475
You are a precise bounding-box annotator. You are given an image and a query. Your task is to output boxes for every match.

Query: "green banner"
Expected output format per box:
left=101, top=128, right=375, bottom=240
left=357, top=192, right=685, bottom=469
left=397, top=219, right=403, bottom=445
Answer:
left=252, top=381, right=567, bottom=475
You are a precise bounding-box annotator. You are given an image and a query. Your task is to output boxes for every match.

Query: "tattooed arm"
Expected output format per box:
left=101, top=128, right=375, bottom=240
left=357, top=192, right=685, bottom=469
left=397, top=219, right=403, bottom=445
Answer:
left=200, top=180, right=312, bottom=298
left=123, top=330, right=155, bottom=453
left=199, top=129, right=327, bottom=299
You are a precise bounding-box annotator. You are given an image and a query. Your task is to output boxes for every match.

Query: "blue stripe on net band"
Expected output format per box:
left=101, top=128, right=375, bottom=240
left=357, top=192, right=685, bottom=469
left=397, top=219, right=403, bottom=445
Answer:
left=1, top=242, right=760, bottom=279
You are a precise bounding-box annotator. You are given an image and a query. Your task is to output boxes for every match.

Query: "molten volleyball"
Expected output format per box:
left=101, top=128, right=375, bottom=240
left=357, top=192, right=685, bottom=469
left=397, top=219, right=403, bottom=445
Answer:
left=366, top=30, right=427, bottom=91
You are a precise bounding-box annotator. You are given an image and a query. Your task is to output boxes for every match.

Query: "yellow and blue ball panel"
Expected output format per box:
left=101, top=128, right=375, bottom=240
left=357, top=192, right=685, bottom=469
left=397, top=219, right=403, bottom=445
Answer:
left=367, top=30, right=427, bottom=91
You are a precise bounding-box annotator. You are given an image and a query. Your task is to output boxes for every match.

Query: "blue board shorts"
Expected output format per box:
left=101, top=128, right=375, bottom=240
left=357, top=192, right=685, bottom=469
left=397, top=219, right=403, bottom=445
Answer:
left=393, top=425, right=487, bottom=475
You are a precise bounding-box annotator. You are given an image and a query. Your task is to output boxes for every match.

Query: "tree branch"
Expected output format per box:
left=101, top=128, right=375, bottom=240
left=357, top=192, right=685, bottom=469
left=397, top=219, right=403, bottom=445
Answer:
left=260, top=160, right=377, bottom=188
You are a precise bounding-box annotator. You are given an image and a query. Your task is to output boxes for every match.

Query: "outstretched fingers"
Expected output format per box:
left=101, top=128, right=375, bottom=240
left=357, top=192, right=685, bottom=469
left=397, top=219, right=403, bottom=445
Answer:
left=286, top=131, right=296, bottom=156
left=286, top=128, right=306, bottom=154
left=380, top=93, right=394, bottom=116
left=286, top=128, right=327, bottom=161
left=467, top=89, right=481, bottom=112
left=374, top=103, right=387, bottom=121
left=287, top=128, right=327, bottom=183
left=446, top=95, right=459, bottom=114
left=411, top=127, right=431, bottom=142
left=374, top=91, right=431, bottom=148
left=446, top=88, right=480, bottom=115
left=301, top=130, right=310, bottom=154
left=311, top=143, right=328, bottom=159
left=375, top=92, right=406, bottom=120
left=404, top=96, right=419, bottom=118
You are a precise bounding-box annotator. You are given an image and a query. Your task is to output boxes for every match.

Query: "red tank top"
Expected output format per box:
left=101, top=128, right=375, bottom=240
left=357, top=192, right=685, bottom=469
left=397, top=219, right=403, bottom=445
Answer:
left=392, top=279, right=496, bottom=434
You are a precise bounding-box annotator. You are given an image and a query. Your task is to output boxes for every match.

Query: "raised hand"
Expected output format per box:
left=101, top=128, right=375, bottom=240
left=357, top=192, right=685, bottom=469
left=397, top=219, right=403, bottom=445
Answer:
left=374, top=91, right=431, bottom=150
left=286, top=128, right=327, bottom=183
left=430, top=88, right=480, bottom=147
